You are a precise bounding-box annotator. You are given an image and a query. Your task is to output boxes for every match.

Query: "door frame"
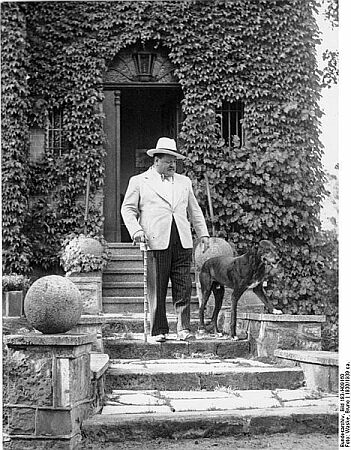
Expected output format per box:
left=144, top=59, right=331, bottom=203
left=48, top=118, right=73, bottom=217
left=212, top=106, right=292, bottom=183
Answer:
left=102, top=82, right=182, bottom=242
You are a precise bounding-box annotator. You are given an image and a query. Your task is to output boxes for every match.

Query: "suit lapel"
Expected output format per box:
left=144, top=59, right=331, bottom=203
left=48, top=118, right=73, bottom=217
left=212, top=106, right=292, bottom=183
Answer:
left=143, top=168, right=172, bottom=206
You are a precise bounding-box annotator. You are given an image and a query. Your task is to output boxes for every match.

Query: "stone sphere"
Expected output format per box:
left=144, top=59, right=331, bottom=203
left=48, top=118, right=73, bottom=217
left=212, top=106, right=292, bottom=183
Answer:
left=194, top=237, right=234, bottom=272
left=24, top=275, right=83, bottom=334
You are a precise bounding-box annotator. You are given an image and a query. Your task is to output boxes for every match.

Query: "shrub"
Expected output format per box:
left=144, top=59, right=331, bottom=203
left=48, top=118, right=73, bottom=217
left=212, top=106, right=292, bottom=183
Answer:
left=2, top=274, right=31, bottom=292
left=59, top=233, right=109, bottom=276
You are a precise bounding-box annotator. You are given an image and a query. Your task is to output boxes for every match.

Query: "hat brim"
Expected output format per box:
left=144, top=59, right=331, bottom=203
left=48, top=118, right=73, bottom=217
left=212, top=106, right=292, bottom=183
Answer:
left=146, top=148, right=186, bottom=160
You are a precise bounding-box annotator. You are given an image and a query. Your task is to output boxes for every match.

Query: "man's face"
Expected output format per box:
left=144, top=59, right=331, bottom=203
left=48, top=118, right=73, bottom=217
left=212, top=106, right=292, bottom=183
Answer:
left=154, top=154, right=177, bottom=177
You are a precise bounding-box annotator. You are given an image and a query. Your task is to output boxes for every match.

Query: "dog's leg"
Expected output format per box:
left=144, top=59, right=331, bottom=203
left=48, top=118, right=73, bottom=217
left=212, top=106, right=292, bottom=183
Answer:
left=230, top=292, right=241, bottom=340
left=210, top=283, right=224, bottom=334
left=253, top=284, right=282, bottom=314
left=198, top=271, right=212, bottom=333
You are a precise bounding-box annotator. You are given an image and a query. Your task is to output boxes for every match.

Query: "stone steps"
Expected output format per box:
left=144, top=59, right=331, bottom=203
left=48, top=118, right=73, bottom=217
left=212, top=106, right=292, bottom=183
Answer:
left=102, top=312, right=199, bottom=334
left=81, top=312, right=337, bottom=447
left=102, top=281, right=198, bottom=297
left=84, top=245, right=337, bottom=446
left=106, top=254, right=143, bottom=270
left=104, top=266, right=196, bottom=278
left=102, top=295, right=199, bottom=314
left=107, top=242, right=141, bottom=254
left=105, top=357, right=305, bottom=392
left=81, top=388, right=338, bottom=444
left=103, top=267, right=144, bottom=284
left=102, top=332, right=250, bottom=359
left=102, top=242, right=198, bottom=313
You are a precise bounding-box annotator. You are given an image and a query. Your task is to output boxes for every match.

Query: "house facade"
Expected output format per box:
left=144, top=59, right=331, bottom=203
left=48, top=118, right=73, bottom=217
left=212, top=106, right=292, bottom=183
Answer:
left=3, top=1, right=335, bottom=329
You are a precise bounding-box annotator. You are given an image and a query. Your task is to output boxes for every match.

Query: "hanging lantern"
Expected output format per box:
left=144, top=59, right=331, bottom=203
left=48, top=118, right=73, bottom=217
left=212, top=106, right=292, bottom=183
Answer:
left=132, top=51, right=156, bottom=81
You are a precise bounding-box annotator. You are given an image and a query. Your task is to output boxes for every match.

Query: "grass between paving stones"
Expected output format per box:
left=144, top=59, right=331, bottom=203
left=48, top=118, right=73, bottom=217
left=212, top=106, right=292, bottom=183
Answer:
left=214, top=386, right=242, bottom=397
left=215, top=384, right=325, bottom=400
left=156, top=391, right=176, bottom=412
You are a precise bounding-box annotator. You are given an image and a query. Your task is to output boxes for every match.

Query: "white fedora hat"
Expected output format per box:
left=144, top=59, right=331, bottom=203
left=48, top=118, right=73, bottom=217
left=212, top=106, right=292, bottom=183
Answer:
left=147, top=137, right=186, bottom=160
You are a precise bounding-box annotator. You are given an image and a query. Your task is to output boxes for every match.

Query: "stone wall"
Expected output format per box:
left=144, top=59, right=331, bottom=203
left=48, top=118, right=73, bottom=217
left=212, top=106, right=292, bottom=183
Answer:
left=3, top=334, right=95, bottom=449
left=232, top=313, right=325, bottom=358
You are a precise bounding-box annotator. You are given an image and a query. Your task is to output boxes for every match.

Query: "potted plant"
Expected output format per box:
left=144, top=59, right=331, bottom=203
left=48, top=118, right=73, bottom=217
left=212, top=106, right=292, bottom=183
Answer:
left=2, top=274, right=31, bottom=317
left=60, top=233, right=109, bottom=277
left=59, top=233, right=110, bottom=315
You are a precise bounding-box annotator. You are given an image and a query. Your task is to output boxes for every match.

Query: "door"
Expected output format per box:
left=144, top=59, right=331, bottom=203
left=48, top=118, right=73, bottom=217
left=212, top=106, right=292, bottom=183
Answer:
left=103, top=86, right=183, bottom=242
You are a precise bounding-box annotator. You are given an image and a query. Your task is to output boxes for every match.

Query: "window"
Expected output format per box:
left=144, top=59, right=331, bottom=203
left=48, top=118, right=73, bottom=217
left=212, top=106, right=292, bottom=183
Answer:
left=46, top=108, right=67, bottom=156
left=29, top=128, right=46, bottom=162
left=217, top=101, right=244, bottom=150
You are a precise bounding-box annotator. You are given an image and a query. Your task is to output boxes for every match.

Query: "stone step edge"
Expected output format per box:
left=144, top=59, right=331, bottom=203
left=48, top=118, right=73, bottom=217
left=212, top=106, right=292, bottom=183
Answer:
left=103, top=281, right=197, bottom=287
left=103, top=332, right=249, bottom=343
left=103, top=268, right=196, bottom=274
left=100, top=312, right=199, bottom=321
left=107, top=362, right=303, bottom=376
left=107, top=243, right=137, bottom=248
left=82, top=405, right=338, bottom=442
left=108, top=255, right=143, bottom=260
left=102, top=296, right=198, bottom=303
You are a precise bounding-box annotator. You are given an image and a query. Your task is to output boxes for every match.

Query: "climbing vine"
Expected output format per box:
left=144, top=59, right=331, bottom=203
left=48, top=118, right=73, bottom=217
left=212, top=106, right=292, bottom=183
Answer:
left=1, top=2, right=32, bottom=274
left=1, top=0, right=337, bottom=348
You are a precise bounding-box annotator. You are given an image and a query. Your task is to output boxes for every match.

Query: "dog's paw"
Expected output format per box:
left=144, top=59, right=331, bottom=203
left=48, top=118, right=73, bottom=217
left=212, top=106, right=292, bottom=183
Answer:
left=272, top=308, right=283, bottom=315
left=231, top=336, right=240, bottom=341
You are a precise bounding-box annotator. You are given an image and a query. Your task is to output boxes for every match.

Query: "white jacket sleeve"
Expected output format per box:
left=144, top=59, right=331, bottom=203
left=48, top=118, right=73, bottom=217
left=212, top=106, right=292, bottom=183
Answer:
left=121, top=176, right=143, bottom=239
left=187, top=178, right=210, bottom=238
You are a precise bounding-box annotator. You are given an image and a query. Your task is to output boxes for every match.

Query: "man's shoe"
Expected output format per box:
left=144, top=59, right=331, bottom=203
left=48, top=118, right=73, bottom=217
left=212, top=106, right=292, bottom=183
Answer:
left=153, top=334, right=166, bottom=343
left=177, top=330, right=195, bottom=341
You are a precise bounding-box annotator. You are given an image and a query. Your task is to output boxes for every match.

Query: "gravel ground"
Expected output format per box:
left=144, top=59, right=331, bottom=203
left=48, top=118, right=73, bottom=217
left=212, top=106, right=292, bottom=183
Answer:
left=83, top=433, right=338, bottom=450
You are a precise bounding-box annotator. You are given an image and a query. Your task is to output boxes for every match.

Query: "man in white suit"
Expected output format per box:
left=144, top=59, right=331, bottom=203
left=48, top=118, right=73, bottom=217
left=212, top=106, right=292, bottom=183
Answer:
left=121, top=137, right=210, bottom=342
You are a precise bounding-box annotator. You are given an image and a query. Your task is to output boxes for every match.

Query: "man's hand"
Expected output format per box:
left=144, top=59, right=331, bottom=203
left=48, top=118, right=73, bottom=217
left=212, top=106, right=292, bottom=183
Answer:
left=133, top=230, right=147, bottom=245
left=200, top=236, right=210, bottom=253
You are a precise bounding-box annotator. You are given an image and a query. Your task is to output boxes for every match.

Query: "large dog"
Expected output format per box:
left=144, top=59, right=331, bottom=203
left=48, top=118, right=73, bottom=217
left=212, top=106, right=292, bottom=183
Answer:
left=198, top=240, right=282, bottom=340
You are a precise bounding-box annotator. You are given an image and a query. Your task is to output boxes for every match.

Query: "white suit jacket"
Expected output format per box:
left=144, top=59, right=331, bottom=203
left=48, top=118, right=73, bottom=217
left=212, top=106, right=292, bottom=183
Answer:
left=121, top=167, right=209, bottom=250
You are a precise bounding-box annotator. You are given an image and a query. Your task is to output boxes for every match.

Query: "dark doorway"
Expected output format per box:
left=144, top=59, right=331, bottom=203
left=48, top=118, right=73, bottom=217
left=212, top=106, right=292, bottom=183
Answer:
left=103, top=86, right=183, bottom=242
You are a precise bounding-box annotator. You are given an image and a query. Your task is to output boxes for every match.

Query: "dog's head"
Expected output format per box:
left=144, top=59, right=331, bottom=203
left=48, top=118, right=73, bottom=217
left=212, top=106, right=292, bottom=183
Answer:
left=257, top=240, right=280, bottom=269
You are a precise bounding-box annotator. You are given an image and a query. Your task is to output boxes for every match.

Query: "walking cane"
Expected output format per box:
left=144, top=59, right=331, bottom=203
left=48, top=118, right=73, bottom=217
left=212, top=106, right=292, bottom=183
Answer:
left=140, top=240, right=148, bottom=343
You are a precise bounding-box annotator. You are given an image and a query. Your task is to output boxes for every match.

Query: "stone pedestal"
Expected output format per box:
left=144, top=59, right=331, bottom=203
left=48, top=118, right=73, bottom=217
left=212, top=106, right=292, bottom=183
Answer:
left=68, top=273, right=102, bottom=315
left=4, top=333, right=95, bottom=449
left=234, top=313, right=326, bottom=357
left=70, top=315, right=104, bottom=352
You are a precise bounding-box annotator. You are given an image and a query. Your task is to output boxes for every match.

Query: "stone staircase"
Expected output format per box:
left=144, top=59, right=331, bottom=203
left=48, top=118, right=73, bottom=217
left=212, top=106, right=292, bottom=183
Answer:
left=79, top=244, right=340, bottom=448
left=102, top=243, right=198, bottom=314
left=2, top=244, right=339, bottom=449
left=81, top=317, right=338, bottom=448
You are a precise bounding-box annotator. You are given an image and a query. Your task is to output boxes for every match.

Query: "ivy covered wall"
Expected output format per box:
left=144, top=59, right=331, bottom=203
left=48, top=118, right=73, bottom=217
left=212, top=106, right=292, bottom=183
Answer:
left=1, top=1, right=337, bottom=348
